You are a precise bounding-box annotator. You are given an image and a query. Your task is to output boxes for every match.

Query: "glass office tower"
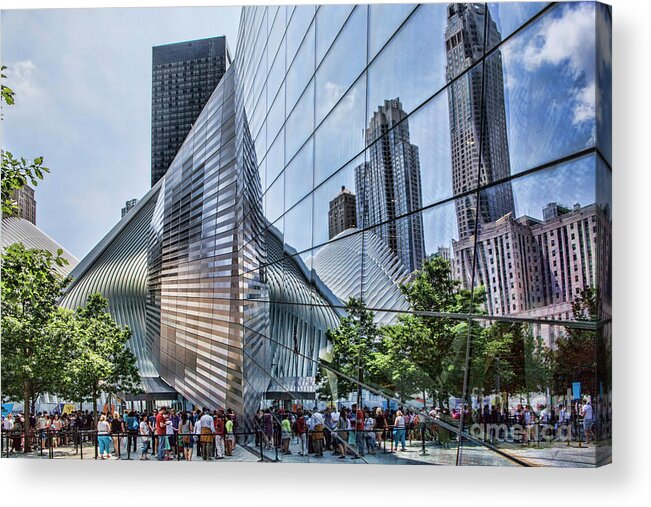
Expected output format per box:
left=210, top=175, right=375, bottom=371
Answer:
left=63, top=2, right=612, bottom=467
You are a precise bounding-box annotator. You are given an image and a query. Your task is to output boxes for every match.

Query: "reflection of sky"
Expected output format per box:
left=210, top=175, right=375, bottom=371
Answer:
left=511, top=155, right=596, bottom=220
left=500, top=2, right=598, bottom=173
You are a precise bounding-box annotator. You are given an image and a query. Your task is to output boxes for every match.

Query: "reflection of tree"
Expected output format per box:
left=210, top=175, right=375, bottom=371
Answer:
left=318, top=297, right=382, bottom=406
left=318, top=256, right=605, bottom=407
left=551, top=287, right=599, bottom=396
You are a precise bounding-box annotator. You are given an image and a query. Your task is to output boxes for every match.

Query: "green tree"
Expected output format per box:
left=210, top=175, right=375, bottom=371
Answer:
left=1, top=65, right=49, bottom=216
left=320, top=297, right=382, bottom=406
left=1, top=243, right=70, bottom=451
left=61, top=293, right=141, bottom=426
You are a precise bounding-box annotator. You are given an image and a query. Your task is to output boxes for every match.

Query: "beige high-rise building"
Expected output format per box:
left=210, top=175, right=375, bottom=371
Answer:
left=5, top=184, right=37, bottom=225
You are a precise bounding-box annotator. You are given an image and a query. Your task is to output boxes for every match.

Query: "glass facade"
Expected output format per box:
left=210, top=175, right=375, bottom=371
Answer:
left=62, top=2, right=611, bottom=467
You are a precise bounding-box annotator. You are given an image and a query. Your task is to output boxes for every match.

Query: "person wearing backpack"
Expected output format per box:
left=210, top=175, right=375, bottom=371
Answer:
left=127, top=410, right=139, bottom=453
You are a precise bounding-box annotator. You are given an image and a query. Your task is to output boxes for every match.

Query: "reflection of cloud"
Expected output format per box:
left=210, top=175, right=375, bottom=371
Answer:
left=323, top=80, right=358, bottom=116
left=5, top=60, right=41, bottom=101
left=521, top=3, right=596, bottom=128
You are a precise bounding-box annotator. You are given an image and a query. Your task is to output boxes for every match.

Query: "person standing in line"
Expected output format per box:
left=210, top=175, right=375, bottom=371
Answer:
left=262, top=408, right=274, bottom=450
left=12, top=414, right=24, bottom=452
left=351, top=404, right=365, bottom=458
left=110, top=412, right=124, bottom=458
left=199, top=408, right=215, bottom=460
left=97, top=414, right=112, bottom=459
left=214, top=411, right=225, bottom=459
left=295, top=409, right=307, bottom=456
left=364, top=410, right=377, bottom=455
left=180, top=412, right=194, bottom=461
left=281, top=413, right=292, bottom=455
left=224, top=414, right=235, bottom=457
left=139, top=414, right=151, bottom=460
left=155, top=407, right=168, bottom=461
left=393, top=410, right=407, bottom=451
left=581, top=398, right=594, bottom=445
left=126, top=410, right=139, bottom=453
left=51, top=413, right=63, bottom=448
left=310, top=408, right=325, bottom=458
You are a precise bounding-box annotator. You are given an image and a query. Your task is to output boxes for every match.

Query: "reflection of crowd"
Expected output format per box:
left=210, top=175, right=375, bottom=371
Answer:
left=253, top=403, right=458, bottom=459
left=460, top=397, right=610, bottom=445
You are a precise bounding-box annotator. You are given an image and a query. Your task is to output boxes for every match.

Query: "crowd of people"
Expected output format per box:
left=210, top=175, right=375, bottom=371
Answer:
left=1, top=397, right=607, bottom=459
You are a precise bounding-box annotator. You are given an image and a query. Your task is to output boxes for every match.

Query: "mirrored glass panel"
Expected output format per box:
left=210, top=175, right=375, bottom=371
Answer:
left=285, top=137, right=314, bottom=213
left=316, top=3, right=355, bottom=65
left=286, top=4, right=316, bottom=67
left=367, top=3, right=449, bottom=119
left=368, top=2, right=417, bottom=60
left=486, top=2, right=549, bottom=52
left=286, top=19, right=315, bottom=112
left=496, top=2, right=597, bottom=175
left=459, top=318, right=609, bottom=467
left=286, top=79, right=314, bottom=163
left=315, top=5, right=367, bottom=124
left=314, top=74, right=366, bottom=188
left=283, top=195, right=314, bottom=255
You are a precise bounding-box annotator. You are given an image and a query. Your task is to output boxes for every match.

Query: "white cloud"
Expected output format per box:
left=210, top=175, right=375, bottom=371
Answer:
left=521, top=3, right=596, bottom=126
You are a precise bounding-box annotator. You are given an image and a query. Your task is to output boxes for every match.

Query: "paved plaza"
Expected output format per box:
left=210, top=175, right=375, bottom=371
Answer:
left=2, top=435, right=608, bottom=467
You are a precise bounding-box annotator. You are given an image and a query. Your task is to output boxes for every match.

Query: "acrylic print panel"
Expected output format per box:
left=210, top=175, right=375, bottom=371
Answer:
left=0, top=2, right=611, bottom=467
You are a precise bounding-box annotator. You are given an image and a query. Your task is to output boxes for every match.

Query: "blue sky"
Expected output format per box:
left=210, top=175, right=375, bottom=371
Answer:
left=1, top=6, right=240, bottom=258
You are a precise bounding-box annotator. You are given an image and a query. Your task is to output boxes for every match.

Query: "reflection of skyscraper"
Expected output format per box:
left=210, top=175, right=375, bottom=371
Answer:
left=445, top=3, right=514, bottom=239
left=151, top=36, right=231, bottom=187
left=355, top=99, right=425, bottom=272
left=328, top=186, right=357, bottom=240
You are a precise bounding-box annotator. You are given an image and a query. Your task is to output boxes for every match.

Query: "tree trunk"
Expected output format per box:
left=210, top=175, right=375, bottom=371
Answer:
left=92, top=386, right=98, bottom=429
left=23, top=383, right=31, bottom=453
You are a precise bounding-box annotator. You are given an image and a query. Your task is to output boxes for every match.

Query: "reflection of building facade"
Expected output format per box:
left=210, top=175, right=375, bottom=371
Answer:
left=5, top=185, right=37, bottom=225
left=312, top=228, right=409, bottom=325
left=453, top=202, right=611, bottom=320
left=355, top=99, right=425, bottom=273
left=328, top=186, right=356, bottom=239
left=446, top=3, right=514, bottom=239
left=151, top=36, right=231, bottom=187
left=121, top=198, right=138, bottom=218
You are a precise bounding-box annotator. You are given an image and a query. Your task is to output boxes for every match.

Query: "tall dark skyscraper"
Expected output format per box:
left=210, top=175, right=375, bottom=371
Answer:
left=151, top=36, right=231, bottom=187
left=328, top=186, right=357, bottom=239
left=355, top=98, right=425, bottom=272
left=445, top=3, right=514, bottom=239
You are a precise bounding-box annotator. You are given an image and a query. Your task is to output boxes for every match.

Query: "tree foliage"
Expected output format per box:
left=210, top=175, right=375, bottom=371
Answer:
left=319, top=297, right=383, bottom=403
left=1, top=243, right=71, bottom=450
left=61, top=293, right=141, bottom=424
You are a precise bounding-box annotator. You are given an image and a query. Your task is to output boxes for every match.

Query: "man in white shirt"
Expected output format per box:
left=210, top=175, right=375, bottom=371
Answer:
left=309, top=409, right=325, bottom=457
left=198, top=409, right=215, bottom=460
left=2, top=414, right=14, bottom=431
